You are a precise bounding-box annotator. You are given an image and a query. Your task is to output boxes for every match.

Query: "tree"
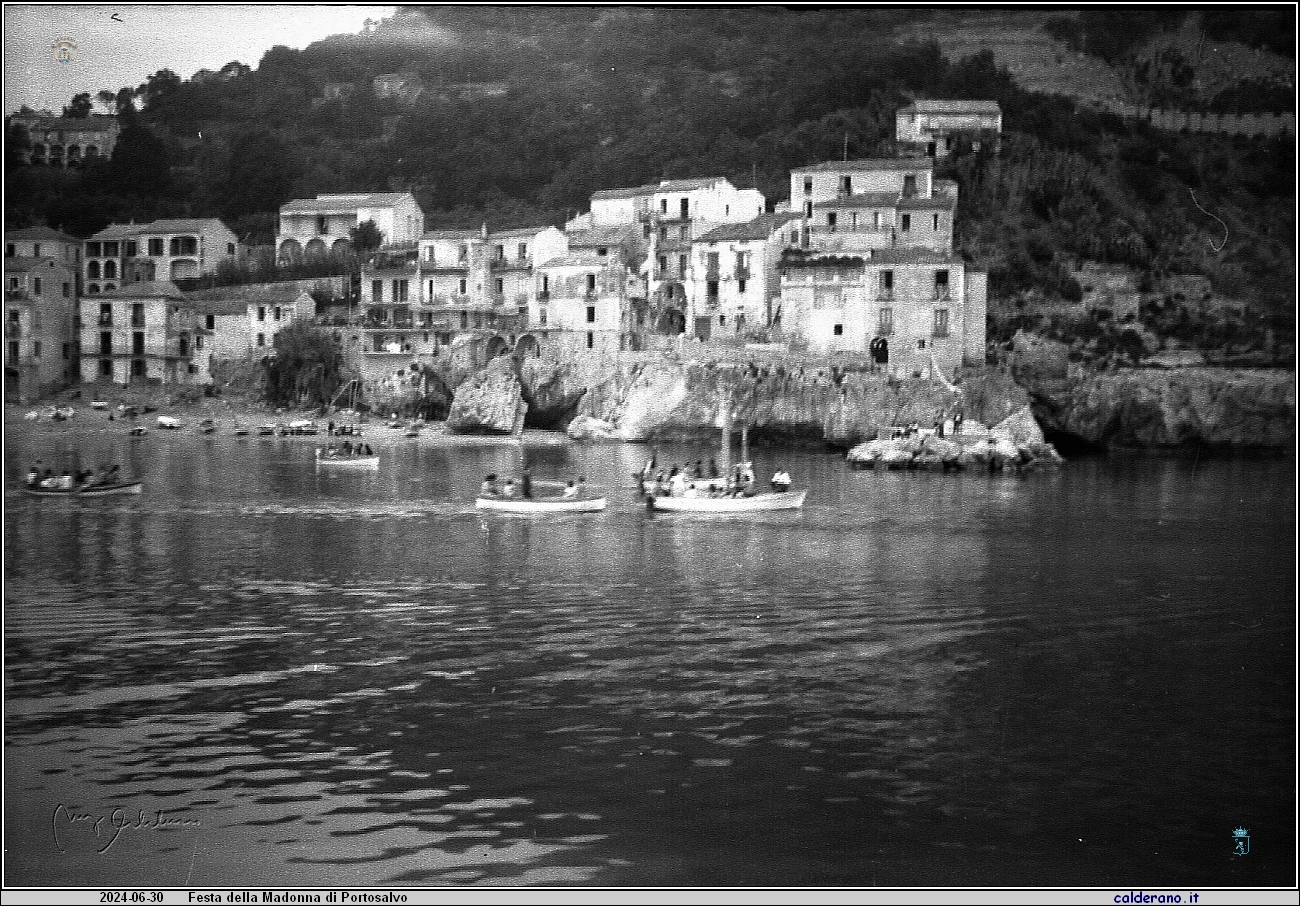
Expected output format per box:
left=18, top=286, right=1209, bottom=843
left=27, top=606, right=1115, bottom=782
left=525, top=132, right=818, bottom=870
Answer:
left=96, top=90, right=117, bottom=112
left=262, top=321, right=345, bottom=408
left=6, top=119, right=31, bottom=172
left=62, top=93, right=92, bottom=118
left=218, top=127, right=296, bottom=220
left=107, top=123, right=171, bottom=195
left=350, top=220, right=383, bottom=255
left=139, top=69, right=182, bottom=112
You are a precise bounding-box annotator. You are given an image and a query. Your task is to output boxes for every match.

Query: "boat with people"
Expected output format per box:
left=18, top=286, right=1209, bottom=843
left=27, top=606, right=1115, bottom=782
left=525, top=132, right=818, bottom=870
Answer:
left=648, top=488, right=805, bottom=512
left=257, top=424, right=277, bottom=436
left=157, top=415, right=182, bottom=429
left=24, top=480, right=144, bottom=498
left=315, top=446, right=379, bottom=469
left=23, top=463, right=141, bottom=497
left=476, top=474, right=606, bottom=513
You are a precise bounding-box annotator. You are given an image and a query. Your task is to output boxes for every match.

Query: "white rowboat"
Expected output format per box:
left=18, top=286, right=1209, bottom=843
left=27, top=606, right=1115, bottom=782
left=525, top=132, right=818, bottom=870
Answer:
left=476, top=495, right=607, bottom=514
left=648, top=489, right=806, bottom=513
left=315, top=450, right=379, bottom=469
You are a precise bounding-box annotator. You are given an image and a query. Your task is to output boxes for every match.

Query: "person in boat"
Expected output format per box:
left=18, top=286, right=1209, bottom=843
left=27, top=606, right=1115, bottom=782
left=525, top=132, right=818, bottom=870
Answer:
left=481, top=473, right=498, bottom=497
left=57, top=470, right=75, bottom=490
left=362, top=443, right=373, bottom=456
left=683, top=482, right=701, bottom=498
left=562, top=481, right=579, bottom=499
left=576, top=475, right=588, bottom=497
left=643, top=450, right=657, bottom=478
left=668, top=469, right=688, bottom=497
left=771, top=469, right=792, bottom=492
left=521, top=466, right=532, bottom=499
left=501, top=478, right=517, bottom=498
left=654, top=471, right=667, bottom=497
left=694, top=460, right=704, bottom=479
left=26, top=464, right=39, bottom=486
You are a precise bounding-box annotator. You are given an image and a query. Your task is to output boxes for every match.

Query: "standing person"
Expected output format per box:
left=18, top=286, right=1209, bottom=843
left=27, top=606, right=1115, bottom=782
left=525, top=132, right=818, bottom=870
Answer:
left=694, top=460, right=704, bottom=480
left=481, top=473, right=498, bottom=497
left=708, top=458, right=720, bottom=479
left=577, top=475, right=588, bottom=497
left=328, top=419, right=335, bottom=436
left=25, top=464, right=39, bottom=486
left=521, top=466, right=532, bottom=500
left=502, top=479, right=517, bottom=498
left=954, top=410, right=964, bottom=435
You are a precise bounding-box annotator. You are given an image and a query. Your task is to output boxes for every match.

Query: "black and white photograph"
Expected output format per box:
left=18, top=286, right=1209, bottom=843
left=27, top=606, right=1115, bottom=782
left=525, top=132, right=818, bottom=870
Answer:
left=3, top=3, right=1296, bottom=899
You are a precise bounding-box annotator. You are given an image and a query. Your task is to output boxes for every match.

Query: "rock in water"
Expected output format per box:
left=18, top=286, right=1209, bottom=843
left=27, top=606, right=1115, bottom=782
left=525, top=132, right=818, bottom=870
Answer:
left=991, top=405, right=1047, bottom=446
left=446, top=357, right=526, bottom=434
left=566, top=414, right=620, bottom=442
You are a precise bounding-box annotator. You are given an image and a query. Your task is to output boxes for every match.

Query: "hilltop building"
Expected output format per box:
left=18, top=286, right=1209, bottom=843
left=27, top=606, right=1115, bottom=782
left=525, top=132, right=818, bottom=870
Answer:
left=276, top=193, right=424, bottom=264
left=7, top=112, right=120, bottom=167
left=895, top=99, right=1002, bottom=157
left=83, top=219, right=243, bottom=294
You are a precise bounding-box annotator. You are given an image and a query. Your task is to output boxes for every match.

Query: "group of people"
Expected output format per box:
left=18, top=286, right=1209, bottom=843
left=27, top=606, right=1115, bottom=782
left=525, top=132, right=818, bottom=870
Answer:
left=323, top=440, right=374, bottom=457
left=481, top=471, right=587, bottom=500
left=638, top=453, right=793, bottom=499
left=26, top=462, right=121, bottom=490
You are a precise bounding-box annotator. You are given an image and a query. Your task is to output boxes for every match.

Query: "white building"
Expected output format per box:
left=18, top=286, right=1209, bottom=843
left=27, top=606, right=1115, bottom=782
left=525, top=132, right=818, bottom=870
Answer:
left=687, top=213, right=802, bottom=340
left=276, top=193, right=424, bottom=263
left=895, top=99, right=1002, bottom=157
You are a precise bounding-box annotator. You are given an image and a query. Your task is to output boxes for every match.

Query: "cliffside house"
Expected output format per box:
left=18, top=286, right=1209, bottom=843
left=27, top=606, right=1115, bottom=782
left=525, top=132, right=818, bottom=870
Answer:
left=778, top=247, right=986, bottom=375
left=534, top=250, right=648, bottom=357
left=686, top=213, right=803, bottom=341
left=185, top=284, right=315, bottom=359
left=79, top=281, right=212, bottom=386
left=84, top=219, right=243, bottom=295
left=895, top=99, right=1002, bottom=158
left=8, top=112, right=120, bottom=168
left=276, top=193, right=424, bottom=264
left=4, top=256, right=78, bottom=401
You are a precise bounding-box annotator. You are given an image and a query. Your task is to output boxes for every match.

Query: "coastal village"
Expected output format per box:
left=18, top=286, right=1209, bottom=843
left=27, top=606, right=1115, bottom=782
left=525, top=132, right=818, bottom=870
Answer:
left=6, top=100, right=998, bottom=427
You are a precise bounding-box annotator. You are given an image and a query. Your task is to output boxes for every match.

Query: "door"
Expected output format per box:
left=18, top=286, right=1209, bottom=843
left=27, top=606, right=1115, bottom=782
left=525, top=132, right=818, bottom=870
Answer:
left=694, top=316, right=712, bottom=341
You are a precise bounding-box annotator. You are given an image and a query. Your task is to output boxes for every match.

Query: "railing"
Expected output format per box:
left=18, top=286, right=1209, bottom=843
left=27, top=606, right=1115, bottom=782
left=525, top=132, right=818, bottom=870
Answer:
left=806, top=224, right=892, bottom=236
left=538, top=290, right=550, bottom=304
left=735, top=265, right=751, bottom=281
left=490, top=257, right=532, bottom=270
left=878, top=290, right=894, bottom=302
left=931, top=328, right=950, bottom=338
left=934, top=290, right=952, bottom=302
left=489, top=293, right=506, bottom=307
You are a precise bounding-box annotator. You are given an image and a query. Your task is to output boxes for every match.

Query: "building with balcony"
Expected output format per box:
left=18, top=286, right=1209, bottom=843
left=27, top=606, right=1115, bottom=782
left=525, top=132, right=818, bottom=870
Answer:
left=4, top=256, right=78, bottom=401
left=83, top=219, right=243, bottom=295
left=534, top=251, right=647, bottom=356
left=78, top=281, right=211, bottom=386
left=8, top=112, right=120, bottom=168
left=778, top=247, right=985, bottom=374
left=276, top=193, right=424, bottom=264
left=5, top=225, right=82, bottom=273
left=686, top=213, right=802, bottom=340
left=895, top=99, right=1002, bottom=157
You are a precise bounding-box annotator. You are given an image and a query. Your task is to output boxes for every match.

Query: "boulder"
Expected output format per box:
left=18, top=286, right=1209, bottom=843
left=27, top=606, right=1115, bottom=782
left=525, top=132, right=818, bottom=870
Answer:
left=879, top=448, right=914, bottom=469
left=991, top=405, right=1047, bottom=446
left=566, top=414, right=620, bottom=442
left=519, top=359, right=588, bottom=428
left=956, top=440, right=993, bottom=469
left=446, top=357, right=525, bottom=434
left=845, top=438, right=891, bottom=466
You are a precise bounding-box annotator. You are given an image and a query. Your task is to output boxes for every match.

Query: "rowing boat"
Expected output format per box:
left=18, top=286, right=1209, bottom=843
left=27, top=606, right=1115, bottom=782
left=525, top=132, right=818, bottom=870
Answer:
left=647, top=489, right=806, bottom=513
left=475, top=494, right=607, bottom=514
left=23, top=481, right=144, bottom=497
left=315, top=449, right=379, bottom=469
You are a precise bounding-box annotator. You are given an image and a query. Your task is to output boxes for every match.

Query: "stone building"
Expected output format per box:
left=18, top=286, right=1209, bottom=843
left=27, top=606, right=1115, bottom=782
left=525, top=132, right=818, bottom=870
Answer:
left=895, top=99, right=1002, bottom=157
left=534, top=251, right=647, bottom=357
left=78, top=281, right=211, bottom=386
left=8, top=112, right=120, bottom=168
left=83, top=218, right=243, bottom=295
left=686, top=213, right=802, bottom=340
left=4, top=256, right=78, bottom=401
left=276, top=193, right=424, bottom=264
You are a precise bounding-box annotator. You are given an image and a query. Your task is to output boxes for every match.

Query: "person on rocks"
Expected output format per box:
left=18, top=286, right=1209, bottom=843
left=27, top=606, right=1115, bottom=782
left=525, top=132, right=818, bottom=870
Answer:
left=482, top=474, right=498, bottom=497
left=562, top=480, right=579, bottom=498
left=501, top=478, right=517, bottom=498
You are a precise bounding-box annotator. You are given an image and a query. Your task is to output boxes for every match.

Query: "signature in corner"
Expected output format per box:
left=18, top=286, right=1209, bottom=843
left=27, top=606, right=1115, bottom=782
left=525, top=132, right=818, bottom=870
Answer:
left=52, top=803, right=200, bottom=854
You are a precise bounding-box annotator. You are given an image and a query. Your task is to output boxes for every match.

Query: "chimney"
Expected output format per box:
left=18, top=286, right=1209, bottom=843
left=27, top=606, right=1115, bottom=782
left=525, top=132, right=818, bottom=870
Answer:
left=480, top=223, right=488, bottom=239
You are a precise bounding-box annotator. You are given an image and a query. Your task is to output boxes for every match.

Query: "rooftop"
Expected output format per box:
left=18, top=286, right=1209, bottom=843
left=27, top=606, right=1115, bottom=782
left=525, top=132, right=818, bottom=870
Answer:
left=135, top=218, right=233, bottom=235
left=900, top=99, right=1002, bottom=115
left=817, top=192, right=903, bottom=209
left=868, top=248, right=965, bottom=266
left=88, top=223, right=143, bottom=241
left=186, top=282, right=309, bottom=310
left=420, top=230, right=477, bottom=240
left=794, top=158, right=934, bottom=173
left=6, top=226, right=79, bottom=243
left=696, top=213, right=801, bottom=243
left=489, top=225, right=559, bottom=239
left=281, top=193, right=415, bottom=214
left=97, top=280, right=188, bottom=299
left=896, top=194, right=958, bottom=211
left=537, top=250, right=609, bottom=269
left=591, top=176, right=727, bottom=200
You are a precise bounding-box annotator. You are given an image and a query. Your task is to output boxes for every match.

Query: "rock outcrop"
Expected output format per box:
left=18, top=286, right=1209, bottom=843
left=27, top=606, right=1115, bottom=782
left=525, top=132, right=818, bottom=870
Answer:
left=845, top=409, right=1063, bottom=472
left=518, top=359, right=589, bottom=428
left=565, top=414, right=620, bottom=442
left=445, top=356, right=526, bottom=434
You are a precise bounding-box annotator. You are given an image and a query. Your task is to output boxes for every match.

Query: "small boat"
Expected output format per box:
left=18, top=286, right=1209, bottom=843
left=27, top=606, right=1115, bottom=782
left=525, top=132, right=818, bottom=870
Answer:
left=257, top=425, right=277, bottom=436
left=24, top=481, right=144, bottom=497
left=128, top=426, right=148, bottom=437
left=647, top=489, right=806, bottom=513
left=90, top=400, right=109, bottom=411
left=315, top=449, right=379, bottom=469
left=388, top=420, right=405, bottom=430
left=198, top=418, right=216, bottom=434
left=476, top=493, right=607, bottom=514
left=405, top=425, right=420, bottom=437
left=157, top=415, right=182, bottom=429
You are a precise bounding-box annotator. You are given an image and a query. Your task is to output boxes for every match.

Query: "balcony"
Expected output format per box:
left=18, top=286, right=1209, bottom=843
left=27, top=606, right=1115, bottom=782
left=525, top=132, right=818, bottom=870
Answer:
left=735, top=265, right=751, bottom=281
left=931, top=328, right=950, bottom=339
left=878, top=290, right=894, bottom=302
left=705, top=266, right=720, bottom=280
left=537, top=290, right=550, bottom=304
left=98, top=315, right=113, bottom=326
left=490, top=256, right=532, bottom=271
left=6, top=322, right=21, bottom=338
left=934, top=290, right=952, bottom=302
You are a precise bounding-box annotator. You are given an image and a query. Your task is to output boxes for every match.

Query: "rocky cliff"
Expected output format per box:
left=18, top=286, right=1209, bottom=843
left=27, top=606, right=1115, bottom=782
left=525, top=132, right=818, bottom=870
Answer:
left=445, top=356, right=527, bottom=434
left=1009, top=331, right=1296, bottom=448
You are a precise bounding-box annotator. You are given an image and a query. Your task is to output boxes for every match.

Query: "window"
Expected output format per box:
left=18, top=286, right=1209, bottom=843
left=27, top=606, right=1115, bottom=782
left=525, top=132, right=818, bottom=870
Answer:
left=678, top=255, right=687, bottom=278
left=495, top=244, right=505, bottom=261
left=458, top=278, right=467, bottom=295
left=100, top=358, right=112, bottom=377
left=34, top=277, right=42, bottom=295
left=396, top=279, right=409, bottom=303
left=935, top=269, right=950, bottom=299
left=833, top=324, right=843, bottom=337
left=678, top=224, right=687, bottom=240
left=657, top=255, right=667, bottom=274
left=256, top=333, right=265, bottom=347
left=680, top=198, right=689, bottom=219
left=104, top=283, right=115, bottom=291
left=539, top=309, right=547, bottom=325
left=34, top=310, right=41, bottom=329
left=804, top=201, right=813, bottom=218
left=88, top=261, right=101, bottom=279
left=33, top=243, right=41, bottom=258
left=257, top=306, right=266, bottom=321
left=33, top=341, right=41, bottom=358
left=903, top=174, right=917, bottom=197
left=131, top=303, right=144, bottom=327
left=4, top=243, right=13, bottom=257
left=458, top=244, right=468, bottom=262
left=273, top=307, right=282, bottom=321
left=719, top=314, right=726, bottom=326
left=841, top=176, right=852, bottom=195
left=317, top=216, right=328, bottom=235
left=62, top=343, right=69, bottom=359
left=104, top=260, right=117, bottom=278
left=206, top=314, right=215, bottom=329
left=62, top=282, right=70, bottom=298
left=228, top=242, right=235, bottom=255
left=597, top=247, right=607, bottom=257
left=660, top=199, right=668, bottom=214
left=643, top=223, right=652, bottom=239
left=827, top=212, right=837, bottom=232
left=659, top=226, right=667, bottom=242
left=586, top=305, right=596, bottom=323
left=933, top=214, right=940, bottom=231
left=738, top=279, right=747, bottom=294
left=873, top=212, right=881, bottom=228
left=495, top=278, right=504, bottom=294
left=707, top=252, right=719, bottom=273
left=879, top=307, right=893, bottom=334
left=803, top=177, right=812, bottom=195
left=707, top=280, right=719, bottom=300
left=87, top=242, right=101, bottom=257
left=933, top=309, right=949, bottom=337
left=586, top=274, right=596, bottom=293
left=148, top=238, right=163, bottom=255
left=880, top=270, right=894, bottom=295
left=586, top=331, right=594, bottom=349
left=124, top=241, right=136, bottom=257
left=901, top=214, right=911, bottom=233
left=518, top=243, right=527, bottom=261
left=188, top=363, right=198, bottom=374
left=104, top=242, right=118, bottom=257
left=195, top=335, right=204, bottom=349
left=7, top=340, right=17, bottom=361
left=372, top=280, right=383, bottom=304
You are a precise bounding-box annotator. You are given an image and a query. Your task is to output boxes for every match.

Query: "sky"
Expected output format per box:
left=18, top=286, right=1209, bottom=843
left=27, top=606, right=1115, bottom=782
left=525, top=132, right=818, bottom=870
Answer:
left=3, top=4, right=395, bottom=115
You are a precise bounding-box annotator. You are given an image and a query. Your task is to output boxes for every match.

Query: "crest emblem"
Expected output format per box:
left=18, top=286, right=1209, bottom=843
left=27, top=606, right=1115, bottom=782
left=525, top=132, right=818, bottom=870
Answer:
left=51, top=38, right=76, bottom=64
left=1232, top=826, right=1250, bottom=856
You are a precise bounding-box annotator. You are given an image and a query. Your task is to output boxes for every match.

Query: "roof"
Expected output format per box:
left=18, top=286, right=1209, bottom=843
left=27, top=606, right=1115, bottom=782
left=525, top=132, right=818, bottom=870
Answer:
left=652, top=177, right=725, bottom=194
left=794, top=158, right=934, bottom=173
left=896, top=194, right=957, bottom=211
left=97, top=280, right=187, bottom=299
left=281, top=193, right=414, bottom=214
left=567, top=224, right=640, bottom=246
left=868, top=248, right=964, bottom=266
left=420, top=230, right=476, bottom=240
left=489, top=226, right=558, bottom=239
left=10, top=113, right=118, bottom=131
left=88, top=223, right=142, bottom=241
left=175, top=291, right=249, bottom=316
left=591, top=184, right=658, bottom=201
left=818, top=192, right=902, bottom=209
left=537, top=250, right=608, bottom=269
left=6, top=226, right=79, bottom=243
left=3, top=256, right=67, bottom=273
left=900, top=99, right=1002, bottom=116
left=696, top=213, right=801, bottom=243
left=135, top=218, right=233, bottom=235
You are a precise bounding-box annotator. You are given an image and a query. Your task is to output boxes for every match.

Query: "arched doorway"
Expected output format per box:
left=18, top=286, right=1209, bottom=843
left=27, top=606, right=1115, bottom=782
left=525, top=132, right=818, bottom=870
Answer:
left=515, top=333, right=541, bottom=359
left=278, top=239, right=302, bottom=264
left=485, top=335, right=510, bottom=359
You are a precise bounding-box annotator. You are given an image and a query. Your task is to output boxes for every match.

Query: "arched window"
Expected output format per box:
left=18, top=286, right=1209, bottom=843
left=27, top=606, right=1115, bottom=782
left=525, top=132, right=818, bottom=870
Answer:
left=88, top=284, right=100, bottom=294
left=103, top=260, right=117, bottom=279
left=88, top=261, right=100, bottom=279
left=103, top=283, right=115, bottom=291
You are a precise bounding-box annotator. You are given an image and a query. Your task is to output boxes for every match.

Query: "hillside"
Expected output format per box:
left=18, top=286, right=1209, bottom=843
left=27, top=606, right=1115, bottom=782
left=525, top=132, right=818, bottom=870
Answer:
left=4, top=6, right=1295, bottom=361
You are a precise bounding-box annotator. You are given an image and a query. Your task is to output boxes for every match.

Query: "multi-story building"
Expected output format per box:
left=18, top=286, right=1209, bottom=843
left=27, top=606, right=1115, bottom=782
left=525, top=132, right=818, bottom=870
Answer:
left=686, top=213, right=802, bottom=340
left=276, top=193, right=424, bottom=263
left=5, top=226, right=82, bottom=276
left=4, top=256, right=78, bottom=401
left=778, top=248, right=986, bottom=374
left=787, top=159, right=956, bottom=256
left=372, top=73, right=425, bottom=104
left=7, top=112, right=120, bottom=168
left=895, top=99, right=1002, bottom=158
left=535, top=251, right=647, bottom=356
left=78, top=281, right=211, bottom=386
left=83, top=219, right=243, bottom=294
